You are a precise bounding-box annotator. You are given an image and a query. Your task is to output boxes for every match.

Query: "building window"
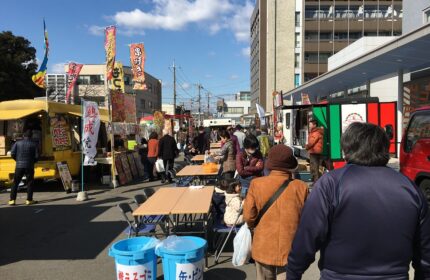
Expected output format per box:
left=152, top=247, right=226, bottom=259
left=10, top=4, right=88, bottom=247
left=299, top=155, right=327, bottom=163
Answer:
left=295, top=33, right=300, bottom=48
left=77, top=75, right=90, bottom=85
left=140, top=99, right=145, bottom=109
left=124, top=75, right=132, bottom=86
left=77, top=75, right=105, bottom=85
left=295, top=54, right=300, bottom=68
left=89, top=75, right=104, bottom=85
left=295, top=12, right=300, bottom=26
left=224, top=107, right=244, bottom=114
left=148, top=101, right=153, bottom=109
left=295, top=74, right=300, bottom=87
left=424, top=8, right=430, bottom=24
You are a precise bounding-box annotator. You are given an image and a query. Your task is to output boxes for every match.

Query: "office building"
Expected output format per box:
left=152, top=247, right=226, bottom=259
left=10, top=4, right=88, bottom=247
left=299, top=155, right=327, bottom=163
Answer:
left=250, top=0, right=403, bottom=113
left=64, top=64, right=162, bottom=119
left=46, top=74, right=67, bottom=103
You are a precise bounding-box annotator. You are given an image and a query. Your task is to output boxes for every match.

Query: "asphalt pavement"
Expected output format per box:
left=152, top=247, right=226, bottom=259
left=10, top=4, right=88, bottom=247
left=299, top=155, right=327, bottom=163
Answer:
left=0, top=169, right=412, bottom=280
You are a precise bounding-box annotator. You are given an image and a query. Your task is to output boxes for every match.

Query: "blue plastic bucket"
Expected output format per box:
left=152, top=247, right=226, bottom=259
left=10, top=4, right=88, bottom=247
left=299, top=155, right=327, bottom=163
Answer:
left=109, top=237, right=157, bottom=280
left=156, top=236, right=207, bottom=280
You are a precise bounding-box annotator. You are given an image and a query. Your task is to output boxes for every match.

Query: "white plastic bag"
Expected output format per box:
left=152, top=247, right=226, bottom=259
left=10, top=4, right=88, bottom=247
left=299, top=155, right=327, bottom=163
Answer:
left=232, top=223, right=252, bottom=266
left=155, top=159, right=165, bottom=173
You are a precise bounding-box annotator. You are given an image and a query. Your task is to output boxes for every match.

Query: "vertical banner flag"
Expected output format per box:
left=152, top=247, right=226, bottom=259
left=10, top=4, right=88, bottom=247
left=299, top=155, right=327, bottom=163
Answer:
left=82, top=101, right=100, bottom=166
left=104, top=26, right=116, bottom=81
left=32, top=19, right=49, bottom=88
left=66, top=62, right=83, bottom=103
left=129, top=43, right=147, bottom=90
left=256, top=104, right=266, bottom=126
left=109, top=62, right=125, bottom=92
left=301, top=93, right=311, bottom=105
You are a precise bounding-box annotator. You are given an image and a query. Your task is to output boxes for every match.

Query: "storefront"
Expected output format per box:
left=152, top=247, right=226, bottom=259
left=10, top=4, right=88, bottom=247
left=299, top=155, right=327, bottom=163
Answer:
left=0, top=99, right=109, bottom=186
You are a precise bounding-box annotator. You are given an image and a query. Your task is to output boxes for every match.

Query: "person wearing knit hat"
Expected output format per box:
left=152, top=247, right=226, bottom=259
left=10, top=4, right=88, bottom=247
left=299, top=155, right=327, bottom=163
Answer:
left=243, top=144, right=308, bottom=280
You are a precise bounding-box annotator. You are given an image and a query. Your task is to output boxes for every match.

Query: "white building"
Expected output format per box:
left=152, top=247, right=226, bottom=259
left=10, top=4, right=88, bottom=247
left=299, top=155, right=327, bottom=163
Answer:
left=220, top=91, right=252, bottom=125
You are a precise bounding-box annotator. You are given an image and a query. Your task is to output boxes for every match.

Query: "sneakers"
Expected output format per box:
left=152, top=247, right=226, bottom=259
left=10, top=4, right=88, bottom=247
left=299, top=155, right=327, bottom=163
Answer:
left=8, top=200, right=15, bottom=206
left=25, top=200, right=38, bottom=205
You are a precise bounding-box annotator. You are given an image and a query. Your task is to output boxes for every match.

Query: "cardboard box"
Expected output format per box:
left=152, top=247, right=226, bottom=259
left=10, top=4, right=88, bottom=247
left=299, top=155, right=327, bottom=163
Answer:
left=0, top=148, right=6, bottom=156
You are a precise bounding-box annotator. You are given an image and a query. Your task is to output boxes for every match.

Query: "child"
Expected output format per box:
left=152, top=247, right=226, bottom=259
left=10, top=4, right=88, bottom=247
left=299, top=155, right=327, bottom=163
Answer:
left=219, top=179, right=244, bottom=227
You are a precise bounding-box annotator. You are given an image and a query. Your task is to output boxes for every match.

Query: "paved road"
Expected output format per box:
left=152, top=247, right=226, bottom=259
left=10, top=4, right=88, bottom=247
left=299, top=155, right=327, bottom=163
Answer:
left=0, top=177, right=413, bottom=279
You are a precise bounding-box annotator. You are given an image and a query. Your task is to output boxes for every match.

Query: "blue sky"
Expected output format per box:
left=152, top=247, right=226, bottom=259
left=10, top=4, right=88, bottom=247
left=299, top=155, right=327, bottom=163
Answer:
left=0, top=0, right=253, bottom=108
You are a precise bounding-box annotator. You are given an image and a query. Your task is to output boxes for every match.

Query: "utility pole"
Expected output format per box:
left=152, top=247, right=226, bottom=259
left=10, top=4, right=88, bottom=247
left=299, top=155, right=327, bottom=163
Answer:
left=198, top=83, right=202, bottom=126
left=172, top=60, right=177, bottom=116
left=207, top=92, right=210, bottom=117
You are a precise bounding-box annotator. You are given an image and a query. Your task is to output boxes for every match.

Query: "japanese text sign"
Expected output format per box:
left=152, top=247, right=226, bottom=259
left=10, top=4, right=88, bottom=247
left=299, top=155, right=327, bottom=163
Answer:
left=82, top=101, right=100, bottom=166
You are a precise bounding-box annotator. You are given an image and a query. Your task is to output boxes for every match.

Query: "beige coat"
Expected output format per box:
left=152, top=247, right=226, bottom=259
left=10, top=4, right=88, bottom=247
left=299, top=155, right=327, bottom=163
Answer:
left=224, top=193, right=243, bottom=225
left=243, top=170, right=308, bottom=267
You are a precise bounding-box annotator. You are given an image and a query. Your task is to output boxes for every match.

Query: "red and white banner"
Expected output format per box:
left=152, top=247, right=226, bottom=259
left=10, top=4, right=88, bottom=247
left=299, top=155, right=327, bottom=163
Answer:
left=66, top=62, right=83, bottom=104
left=129, top=43, right=146, bottom=90
left=82, top=101, right=100, bottom=166
left=105, top=26, right=116, bottom=81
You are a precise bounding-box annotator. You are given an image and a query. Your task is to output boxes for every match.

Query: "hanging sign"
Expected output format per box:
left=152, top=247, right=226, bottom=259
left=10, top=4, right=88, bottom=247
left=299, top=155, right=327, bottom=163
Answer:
left=110, top=61, right=125, bottom=92
left=66, top=62, right=83, bottom=103
left=82, top=101, right=100, bottom=166
left=50, top=116, right=72, bottom=151
left=129, top=43, right=147, bottom=90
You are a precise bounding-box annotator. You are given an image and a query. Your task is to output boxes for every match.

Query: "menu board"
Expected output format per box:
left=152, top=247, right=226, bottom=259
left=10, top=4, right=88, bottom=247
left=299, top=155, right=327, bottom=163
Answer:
left=56, top=162, right=72, bottom=192
left=133, top=152, right=145, bottom=178
left=50, top=116, right=72, bottom=151
left=115, top=157, right=127, bottom=185
left=127, top=153, right=139, bottom=179
left=119, top=153, right=133, bottom=183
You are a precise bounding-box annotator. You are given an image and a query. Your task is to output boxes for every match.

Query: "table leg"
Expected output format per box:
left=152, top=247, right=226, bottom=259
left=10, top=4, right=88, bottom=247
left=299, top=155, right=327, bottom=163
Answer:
left=204, top=213, right=208, bottom=268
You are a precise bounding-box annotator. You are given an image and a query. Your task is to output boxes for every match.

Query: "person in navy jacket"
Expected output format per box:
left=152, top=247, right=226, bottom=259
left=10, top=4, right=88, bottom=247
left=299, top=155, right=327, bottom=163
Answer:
left=286, top=122, right=430, bottom=280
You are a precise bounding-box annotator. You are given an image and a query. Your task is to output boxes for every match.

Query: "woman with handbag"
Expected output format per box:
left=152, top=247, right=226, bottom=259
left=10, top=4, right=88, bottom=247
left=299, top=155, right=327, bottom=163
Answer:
left=147, top=132, right=159, bottom=181
left=243, top=144, right=308, bottom=280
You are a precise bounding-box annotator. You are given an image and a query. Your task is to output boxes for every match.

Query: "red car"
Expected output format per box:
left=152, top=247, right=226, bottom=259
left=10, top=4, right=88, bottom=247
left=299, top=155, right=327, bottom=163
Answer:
left=400, top=106, right=430, bottom=200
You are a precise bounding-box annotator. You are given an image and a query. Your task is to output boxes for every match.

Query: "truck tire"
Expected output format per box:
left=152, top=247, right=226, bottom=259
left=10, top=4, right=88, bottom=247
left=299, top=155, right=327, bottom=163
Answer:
left=419, top=179, right=430, bottom=202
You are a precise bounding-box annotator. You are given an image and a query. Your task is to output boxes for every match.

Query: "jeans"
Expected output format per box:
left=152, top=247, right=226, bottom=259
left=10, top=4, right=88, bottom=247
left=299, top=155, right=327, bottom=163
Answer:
left=238, top=175, right=253, bottom=198
left=10, top=167, right=35, bottom=201
left=147, top=157, right=157, bottom=180
left=310, top=153, right=322, bottom=182
left=161, top=159, right=174, bottom=182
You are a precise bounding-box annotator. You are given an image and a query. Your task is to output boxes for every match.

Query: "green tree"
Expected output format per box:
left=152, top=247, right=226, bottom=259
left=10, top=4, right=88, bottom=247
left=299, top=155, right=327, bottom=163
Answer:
left=0, top=31, right=44, bottom=101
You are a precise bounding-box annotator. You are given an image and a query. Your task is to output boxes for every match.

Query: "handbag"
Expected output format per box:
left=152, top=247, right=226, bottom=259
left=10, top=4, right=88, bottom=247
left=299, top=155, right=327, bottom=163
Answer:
left=254, top=179, right=292, bottom=228
left=155, top=159, right=165, bottom=173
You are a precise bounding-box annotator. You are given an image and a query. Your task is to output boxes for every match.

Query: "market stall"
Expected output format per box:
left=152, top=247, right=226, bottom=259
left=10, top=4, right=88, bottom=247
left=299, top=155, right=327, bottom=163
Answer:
left=0, top=99, right=110, bottom=188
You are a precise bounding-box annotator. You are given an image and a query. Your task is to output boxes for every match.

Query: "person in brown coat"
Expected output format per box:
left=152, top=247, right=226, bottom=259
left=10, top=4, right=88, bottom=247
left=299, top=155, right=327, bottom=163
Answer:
left=305, top=119, right=324, bottom=182
left=243, top=144, right=309, bottom=280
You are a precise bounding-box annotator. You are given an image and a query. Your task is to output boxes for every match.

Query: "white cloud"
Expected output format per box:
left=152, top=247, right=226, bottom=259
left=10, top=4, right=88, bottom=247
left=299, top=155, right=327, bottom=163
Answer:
left=50, top=63, right=67, bottom=74
left=181, top=82, right=192, bottom=90
left=241, top=47, right=250, bottom=57
left=228, top=1, right=254, bottom=42
left=96, top=0, right=254, bottom=43
left=230, top=74, right=239, bottom=80
left=205, top=74, right=214, bottom=79
left=88, top=25, right=105, bottom=36
left=112, top=0, right=233, bottom=30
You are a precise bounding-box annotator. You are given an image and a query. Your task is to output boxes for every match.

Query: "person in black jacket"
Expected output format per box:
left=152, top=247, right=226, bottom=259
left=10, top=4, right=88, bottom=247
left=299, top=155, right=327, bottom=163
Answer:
left=158, top=129, right=178, bottom=183
left=194, top=126, right=210, bottom=155
left=286, top=122, right=430, bottom=280
left=9, top=130, right=39, bottom=206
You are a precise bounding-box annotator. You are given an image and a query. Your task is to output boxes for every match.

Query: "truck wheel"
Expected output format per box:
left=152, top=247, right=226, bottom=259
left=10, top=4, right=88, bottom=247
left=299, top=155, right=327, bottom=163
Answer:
left=419, top=179, right=430, bottom=202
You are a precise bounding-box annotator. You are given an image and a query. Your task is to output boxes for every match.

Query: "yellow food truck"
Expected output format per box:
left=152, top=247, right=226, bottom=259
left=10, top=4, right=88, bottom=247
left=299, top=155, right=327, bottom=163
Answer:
left=0, top=99, right=109, bottom=187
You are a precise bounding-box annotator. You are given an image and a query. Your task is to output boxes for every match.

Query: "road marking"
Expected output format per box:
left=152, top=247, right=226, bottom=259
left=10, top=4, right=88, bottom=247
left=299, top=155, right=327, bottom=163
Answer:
left=34, top=209, right=44, bottom=214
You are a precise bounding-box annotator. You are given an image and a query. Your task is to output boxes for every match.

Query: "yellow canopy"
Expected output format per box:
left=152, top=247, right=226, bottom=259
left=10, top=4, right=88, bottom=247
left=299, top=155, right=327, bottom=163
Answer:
left=0, top=109, right=43, bottom=120
left=0, top=99, right=109, bottom=122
